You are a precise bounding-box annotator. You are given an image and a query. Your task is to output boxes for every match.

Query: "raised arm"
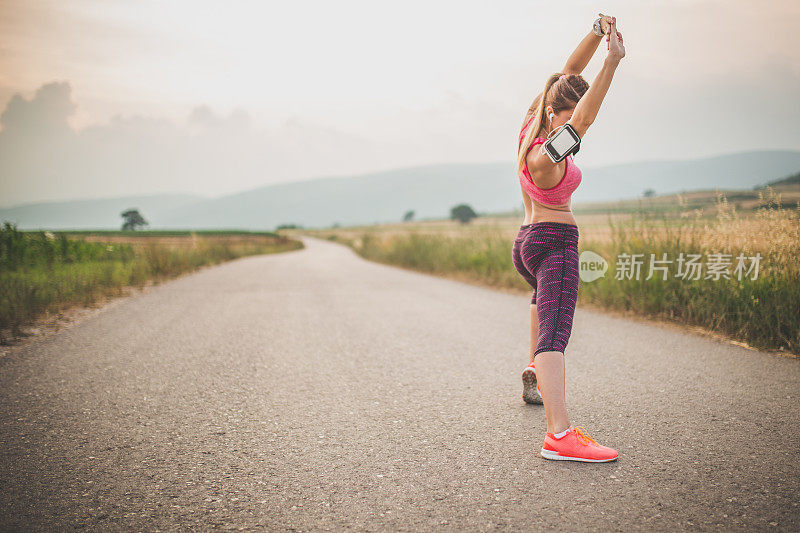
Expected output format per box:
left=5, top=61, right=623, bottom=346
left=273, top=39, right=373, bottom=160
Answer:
left=562, top=15, right=612, bottom=75
left=568, top=17, right=625, bottom=138
left=527, top=17, right=625, bottom=179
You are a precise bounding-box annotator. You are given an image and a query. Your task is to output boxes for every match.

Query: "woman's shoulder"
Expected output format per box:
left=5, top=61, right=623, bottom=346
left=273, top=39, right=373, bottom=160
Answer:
left=525, top=137, right=548, bottom=155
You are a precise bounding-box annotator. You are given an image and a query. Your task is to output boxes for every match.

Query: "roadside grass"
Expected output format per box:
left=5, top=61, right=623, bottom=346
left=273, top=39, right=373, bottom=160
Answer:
left=307, top=187, right=799, bottom=355
left=578, top=188, right=799, bottom=354
left=0, top=224, right=303, bottom=344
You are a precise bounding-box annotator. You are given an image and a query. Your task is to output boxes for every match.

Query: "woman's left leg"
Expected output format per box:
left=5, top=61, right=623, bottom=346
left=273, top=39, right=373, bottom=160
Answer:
left=512, top=227, right=541, bottom=367
left=513, top=227, right=545, bottom=405
left=529, top=303, right=539, bottom=366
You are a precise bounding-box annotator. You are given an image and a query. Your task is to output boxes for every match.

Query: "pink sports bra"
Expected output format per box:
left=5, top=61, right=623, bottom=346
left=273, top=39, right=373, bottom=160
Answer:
left=517, top=115, right=582, bottom=206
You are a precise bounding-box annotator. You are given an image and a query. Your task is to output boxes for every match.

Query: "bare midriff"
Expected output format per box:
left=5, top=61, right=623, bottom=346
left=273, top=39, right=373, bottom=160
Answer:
left=523, top=198, right=577, bottom=226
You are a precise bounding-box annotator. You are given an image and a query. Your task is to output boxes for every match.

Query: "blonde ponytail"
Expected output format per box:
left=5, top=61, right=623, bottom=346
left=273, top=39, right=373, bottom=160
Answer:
left=517, top=73, right=589, bottom=175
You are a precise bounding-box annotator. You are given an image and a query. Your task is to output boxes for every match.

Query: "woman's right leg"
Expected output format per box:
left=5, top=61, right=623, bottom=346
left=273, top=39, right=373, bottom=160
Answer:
left=528, top=225, right=579, bottom=435
left=522, top=224, right=618, bottom=461
left=533, top=351, right=570, bottom=434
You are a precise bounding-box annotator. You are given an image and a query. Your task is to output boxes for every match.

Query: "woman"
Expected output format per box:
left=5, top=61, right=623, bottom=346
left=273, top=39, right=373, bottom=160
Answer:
left=511, top=15, right=625, bottom=462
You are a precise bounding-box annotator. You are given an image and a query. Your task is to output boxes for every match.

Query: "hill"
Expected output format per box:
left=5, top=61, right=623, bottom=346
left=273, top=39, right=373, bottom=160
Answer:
left=2, top=150, right=799, bottom=230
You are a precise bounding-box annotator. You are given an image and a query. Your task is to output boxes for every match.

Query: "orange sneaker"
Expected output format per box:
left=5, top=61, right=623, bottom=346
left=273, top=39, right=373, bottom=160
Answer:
left=540, top=426, right=619, bottom=462
left=522, top=363, right=543, bottom=405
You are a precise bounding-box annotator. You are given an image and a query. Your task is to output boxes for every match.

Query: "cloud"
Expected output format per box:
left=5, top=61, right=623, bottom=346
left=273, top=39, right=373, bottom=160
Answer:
left=187, top=105, right=251, bottom=133
left=0, top=81, right=77, bottom=139
left=0, top=81, right=380, bottom=207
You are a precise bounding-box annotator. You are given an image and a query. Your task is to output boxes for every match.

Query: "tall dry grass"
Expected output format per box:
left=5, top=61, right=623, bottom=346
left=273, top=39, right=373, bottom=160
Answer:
left=580, top=187, right=799, bottom=353
left=321, top=188, right=799, bottom=354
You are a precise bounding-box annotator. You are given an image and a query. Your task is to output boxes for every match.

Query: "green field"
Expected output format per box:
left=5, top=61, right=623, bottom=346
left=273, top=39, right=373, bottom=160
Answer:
left=0, top=224, right=303, bottom=344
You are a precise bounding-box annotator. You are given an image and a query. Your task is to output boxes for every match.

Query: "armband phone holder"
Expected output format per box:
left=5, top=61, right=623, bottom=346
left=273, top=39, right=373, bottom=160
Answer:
left=543, top=123, right=581, bottom=163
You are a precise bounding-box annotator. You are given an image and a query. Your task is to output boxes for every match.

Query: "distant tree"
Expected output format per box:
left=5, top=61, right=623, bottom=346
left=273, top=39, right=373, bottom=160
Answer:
left=331, top=222, right=341, bottom=228
left=276, top=223, right=303, bottom=230
left=642, top=188, right=656, bottom=197
left=121, top=209, right=148, bottom=231
left=402, top=210, right=415, bottom=222
left=450, top=204, right=478, bottom=224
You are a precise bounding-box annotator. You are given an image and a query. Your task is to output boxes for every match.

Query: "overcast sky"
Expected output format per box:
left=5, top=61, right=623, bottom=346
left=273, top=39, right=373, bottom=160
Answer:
left=1, top=0, right=798, bottom=207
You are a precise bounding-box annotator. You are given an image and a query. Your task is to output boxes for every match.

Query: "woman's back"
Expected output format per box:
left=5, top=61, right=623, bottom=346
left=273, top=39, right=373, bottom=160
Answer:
left=517, top=114, right=581, bottom=220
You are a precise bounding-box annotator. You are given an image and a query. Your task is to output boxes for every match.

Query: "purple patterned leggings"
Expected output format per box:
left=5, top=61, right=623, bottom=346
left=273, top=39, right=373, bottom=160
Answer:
left=511, top=222, right=580, bottom=356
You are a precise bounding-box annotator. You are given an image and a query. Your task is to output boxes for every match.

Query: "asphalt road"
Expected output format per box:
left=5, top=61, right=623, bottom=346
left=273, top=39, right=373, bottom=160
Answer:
left=1, top=236, right=798, bottom=531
